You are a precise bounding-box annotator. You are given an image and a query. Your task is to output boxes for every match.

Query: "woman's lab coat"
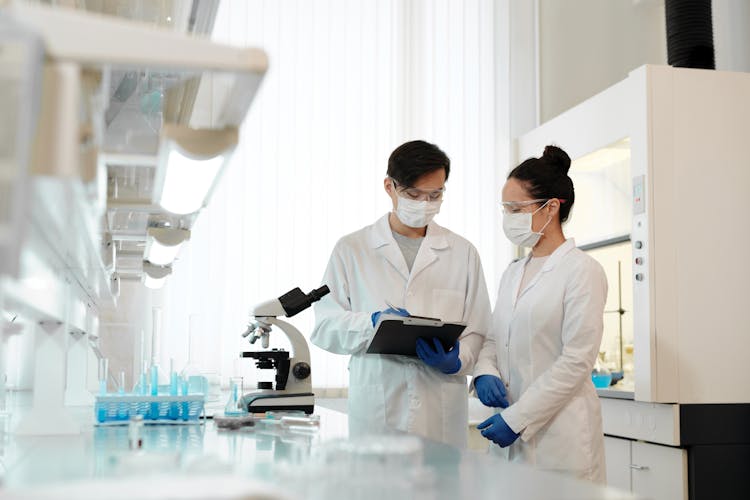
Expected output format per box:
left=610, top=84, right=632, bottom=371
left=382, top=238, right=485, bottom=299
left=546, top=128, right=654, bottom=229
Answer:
left=311, top=214, right=491, bottom=448
left=474, top=239, right=607, bottom=482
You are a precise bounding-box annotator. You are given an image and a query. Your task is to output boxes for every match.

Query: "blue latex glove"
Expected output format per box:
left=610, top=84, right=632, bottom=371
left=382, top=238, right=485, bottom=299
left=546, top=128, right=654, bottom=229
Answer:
left=474, top=375, right=509, bottom=408
left=415, top=337, right=461, bottom=374
left=371, top=306, right=410, bottom=327
left=477, top=413, right=519, bottom=447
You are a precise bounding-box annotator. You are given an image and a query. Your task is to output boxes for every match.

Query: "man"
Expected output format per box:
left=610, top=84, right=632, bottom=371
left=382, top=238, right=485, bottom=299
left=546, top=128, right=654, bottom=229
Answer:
left=311, top=140, right=491, bottom=447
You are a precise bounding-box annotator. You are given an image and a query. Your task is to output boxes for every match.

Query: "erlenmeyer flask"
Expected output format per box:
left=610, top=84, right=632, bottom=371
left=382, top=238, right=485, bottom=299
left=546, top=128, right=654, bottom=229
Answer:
left=591, top=352, right=612, bottom=388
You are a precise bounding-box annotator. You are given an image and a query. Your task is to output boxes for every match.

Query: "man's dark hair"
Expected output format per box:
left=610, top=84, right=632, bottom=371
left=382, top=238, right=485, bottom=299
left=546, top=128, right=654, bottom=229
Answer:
left=387, top=140, right=450, bottom=187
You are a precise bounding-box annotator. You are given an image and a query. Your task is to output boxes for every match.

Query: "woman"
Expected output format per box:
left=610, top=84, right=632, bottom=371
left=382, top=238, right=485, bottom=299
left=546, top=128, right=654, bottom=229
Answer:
left=473, top=145, right=608, bottom=482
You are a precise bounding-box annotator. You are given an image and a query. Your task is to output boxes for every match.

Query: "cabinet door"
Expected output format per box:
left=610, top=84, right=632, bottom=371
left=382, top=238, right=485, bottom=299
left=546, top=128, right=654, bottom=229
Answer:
left=631, top=441, right=687, bottom=500
left=604, top=436, right=631, bottom=492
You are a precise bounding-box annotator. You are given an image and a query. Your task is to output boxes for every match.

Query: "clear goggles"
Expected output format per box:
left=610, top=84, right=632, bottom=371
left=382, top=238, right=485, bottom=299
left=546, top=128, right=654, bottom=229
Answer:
left=500, top=198, right=565, bottom=215
left=390, top=177, right=445, bottom=201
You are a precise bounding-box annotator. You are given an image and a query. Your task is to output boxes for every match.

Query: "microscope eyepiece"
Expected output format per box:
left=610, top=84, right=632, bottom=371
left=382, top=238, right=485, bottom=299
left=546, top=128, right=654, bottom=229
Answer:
left=278, top=285, right=330, bottom=317
left=309, top=285, right=330, bottom=301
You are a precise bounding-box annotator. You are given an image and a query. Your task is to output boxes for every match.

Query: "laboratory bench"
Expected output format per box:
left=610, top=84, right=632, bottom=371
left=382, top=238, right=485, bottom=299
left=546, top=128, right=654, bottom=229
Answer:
left=595, top=388, right=635, bottom=401
left=596, top=390, right=750, bottom=500
left=0, top=391, right=642, bottom=500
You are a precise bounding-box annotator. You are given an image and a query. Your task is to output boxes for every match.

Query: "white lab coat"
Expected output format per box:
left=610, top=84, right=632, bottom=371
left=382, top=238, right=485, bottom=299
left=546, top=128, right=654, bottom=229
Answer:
left=474, top=239, right=607, bottom=482
left=311, top=214, right=491, bottom=448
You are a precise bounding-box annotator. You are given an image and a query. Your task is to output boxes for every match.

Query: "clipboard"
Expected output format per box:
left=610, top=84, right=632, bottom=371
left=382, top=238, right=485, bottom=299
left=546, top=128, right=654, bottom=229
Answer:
left=366, top=314, right=466, bottom=357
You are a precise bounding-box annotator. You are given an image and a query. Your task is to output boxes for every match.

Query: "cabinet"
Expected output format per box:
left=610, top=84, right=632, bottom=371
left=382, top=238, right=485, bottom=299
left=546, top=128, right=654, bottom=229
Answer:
left=604, top=436, right=687, bottom=500
left=604, top=436, right=631, bottom=491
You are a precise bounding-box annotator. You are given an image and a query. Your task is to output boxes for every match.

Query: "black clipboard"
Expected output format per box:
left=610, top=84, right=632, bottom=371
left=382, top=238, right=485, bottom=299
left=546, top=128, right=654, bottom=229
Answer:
left=366, top=314, right=466, bottom=357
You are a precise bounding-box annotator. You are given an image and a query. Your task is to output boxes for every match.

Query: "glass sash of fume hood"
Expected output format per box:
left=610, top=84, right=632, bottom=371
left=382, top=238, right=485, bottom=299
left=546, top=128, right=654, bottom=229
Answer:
left=566, top=138, right=632, bottom=246
left=568, top=138, right=634, bottom=388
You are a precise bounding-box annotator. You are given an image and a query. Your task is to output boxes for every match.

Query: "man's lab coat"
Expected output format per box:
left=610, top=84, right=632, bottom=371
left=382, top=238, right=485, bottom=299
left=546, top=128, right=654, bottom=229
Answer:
left=312, top=214, right=491, bottom=448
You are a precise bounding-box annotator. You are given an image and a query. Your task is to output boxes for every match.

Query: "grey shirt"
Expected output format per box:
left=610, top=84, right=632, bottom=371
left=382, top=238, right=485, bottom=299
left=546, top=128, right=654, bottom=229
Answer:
left=392, top=230, right=424, bottom=272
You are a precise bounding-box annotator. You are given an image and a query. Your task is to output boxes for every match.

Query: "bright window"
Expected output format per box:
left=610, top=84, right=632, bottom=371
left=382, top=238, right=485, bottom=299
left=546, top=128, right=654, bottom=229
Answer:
left=160, top=0, right=505, bottom=393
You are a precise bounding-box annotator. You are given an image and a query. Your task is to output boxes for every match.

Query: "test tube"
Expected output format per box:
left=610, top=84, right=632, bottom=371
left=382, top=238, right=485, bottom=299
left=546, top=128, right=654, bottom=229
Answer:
left=168, top=358, right=178, bottom=419
left=140, top=360, right=149, bottom=395
left=149, top=363, right=159, bottom=420
left=98, top=358, right=109, bottom=395
left=150, top=364, right=159, bottom=396
left=180, top=375, right=189, bottom=421
left=169, top=359, right=177, bottom=394
left=117, top=370, right=128, bottom=420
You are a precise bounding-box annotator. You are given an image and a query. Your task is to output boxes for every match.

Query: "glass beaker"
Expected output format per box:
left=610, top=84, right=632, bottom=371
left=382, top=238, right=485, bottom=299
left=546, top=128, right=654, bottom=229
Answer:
left=224, top=377, right=246, bottom=416
left=203, top=371, right=221, bottom=402
left=591, top=352, right=612, bottom=388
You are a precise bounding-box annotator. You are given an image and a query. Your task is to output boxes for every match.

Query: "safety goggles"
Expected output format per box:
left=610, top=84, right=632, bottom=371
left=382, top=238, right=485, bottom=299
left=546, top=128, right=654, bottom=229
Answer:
left=500, top=199, right=565, bottom=215
left=390, top=178, right=445, bottom=201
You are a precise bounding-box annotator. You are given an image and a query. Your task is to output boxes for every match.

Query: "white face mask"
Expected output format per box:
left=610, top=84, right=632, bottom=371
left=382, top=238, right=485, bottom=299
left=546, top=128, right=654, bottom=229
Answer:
left=395, top=196, right=442, bottom=228
left=502, top=201, right=551, bottom=247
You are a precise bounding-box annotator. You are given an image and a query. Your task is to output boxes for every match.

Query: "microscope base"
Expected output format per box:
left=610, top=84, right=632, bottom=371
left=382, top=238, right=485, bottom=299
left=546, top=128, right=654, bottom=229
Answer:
left=242, top=391, right=314, bottom=414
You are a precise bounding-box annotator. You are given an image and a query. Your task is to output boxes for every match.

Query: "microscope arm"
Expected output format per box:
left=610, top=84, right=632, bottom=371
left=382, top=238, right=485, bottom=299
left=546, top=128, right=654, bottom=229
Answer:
left=261, top=317, right=311, bottom=364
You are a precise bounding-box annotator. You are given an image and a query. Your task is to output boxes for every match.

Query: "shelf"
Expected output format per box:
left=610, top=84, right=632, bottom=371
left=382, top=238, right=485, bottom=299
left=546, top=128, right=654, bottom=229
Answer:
left=1, top=1, right=268, bottom=304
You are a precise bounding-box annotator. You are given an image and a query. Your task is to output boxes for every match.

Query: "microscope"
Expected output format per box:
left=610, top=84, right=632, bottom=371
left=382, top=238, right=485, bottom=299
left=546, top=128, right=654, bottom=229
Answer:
left=239, top=285, right=329, bottom=414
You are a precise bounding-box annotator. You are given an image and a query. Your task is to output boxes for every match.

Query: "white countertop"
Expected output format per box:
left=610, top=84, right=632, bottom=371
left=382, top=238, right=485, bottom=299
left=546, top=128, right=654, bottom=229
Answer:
left=0, top=391, right=642, bottom=500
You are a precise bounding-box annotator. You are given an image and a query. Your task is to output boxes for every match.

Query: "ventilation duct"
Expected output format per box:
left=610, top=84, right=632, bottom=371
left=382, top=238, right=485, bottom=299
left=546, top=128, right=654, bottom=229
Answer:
left=665, top=0, right=715, bottom=69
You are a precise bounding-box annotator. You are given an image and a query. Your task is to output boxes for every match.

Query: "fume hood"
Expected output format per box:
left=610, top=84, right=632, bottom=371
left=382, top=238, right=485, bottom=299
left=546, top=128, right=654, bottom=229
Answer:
left=516, top=64, right=750, bottom=500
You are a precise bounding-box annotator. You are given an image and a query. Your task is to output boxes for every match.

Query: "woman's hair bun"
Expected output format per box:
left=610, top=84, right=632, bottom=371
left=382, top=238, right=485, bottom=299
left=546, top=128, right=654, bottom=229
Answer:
left=542, top=145, right=571, bottom=175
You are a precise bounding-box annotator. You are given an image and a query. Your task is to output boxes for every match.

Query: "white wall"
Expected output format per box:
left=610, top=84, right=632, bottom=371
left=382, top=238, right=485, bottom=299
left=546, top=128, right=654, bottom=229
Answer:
left=535, top=0, right=750, bottom=127
left=538, top=0, right=666, bottom=124
left=714, top=0, right=750, bottom=72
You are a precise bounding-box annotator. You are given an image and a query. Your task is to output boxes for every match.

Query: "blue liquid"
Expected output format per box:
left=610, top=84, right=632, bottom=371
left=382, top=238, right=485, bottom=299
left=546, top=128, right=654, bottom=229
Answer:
left=168, top=373, right=179, bottom=420
left=150, top=366, right=159, bottom=419
left=224, top=382, right=245, bottom=416
left=592, top=373, right=612, bottom=388
left=181, top=378, right=189, bottom=421
left=150, top=366, right=159, bottom=396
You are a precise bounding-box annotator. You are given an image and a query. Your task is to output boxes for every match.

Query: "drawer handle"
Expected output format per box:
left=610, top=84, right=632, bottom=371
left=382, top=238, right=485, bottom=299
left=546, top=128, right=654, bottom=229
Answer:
left=629, top=464, right=650, bottom=471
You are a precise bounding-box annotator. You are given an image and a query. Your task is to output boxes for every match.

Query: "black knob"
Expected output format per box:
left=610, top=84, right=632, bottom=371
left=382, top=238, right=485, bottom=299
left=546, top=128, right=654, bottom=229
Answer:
left=292, top=362, right=311, bottom=380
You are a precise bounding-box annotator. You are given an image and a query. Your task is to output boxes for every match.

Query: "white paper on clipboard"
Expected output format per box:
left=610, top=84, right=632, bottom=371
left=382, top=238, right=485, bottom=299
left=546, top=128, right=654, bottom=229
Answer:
left=366, top=314, right=466, bottom=357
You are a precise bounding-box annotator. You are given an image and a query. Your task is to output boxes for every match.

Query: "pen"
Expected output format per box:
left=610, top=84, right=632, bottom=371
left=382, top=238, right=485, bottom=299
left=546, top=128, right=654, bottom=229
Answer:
left=385, top=300, right=410, bottom=316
